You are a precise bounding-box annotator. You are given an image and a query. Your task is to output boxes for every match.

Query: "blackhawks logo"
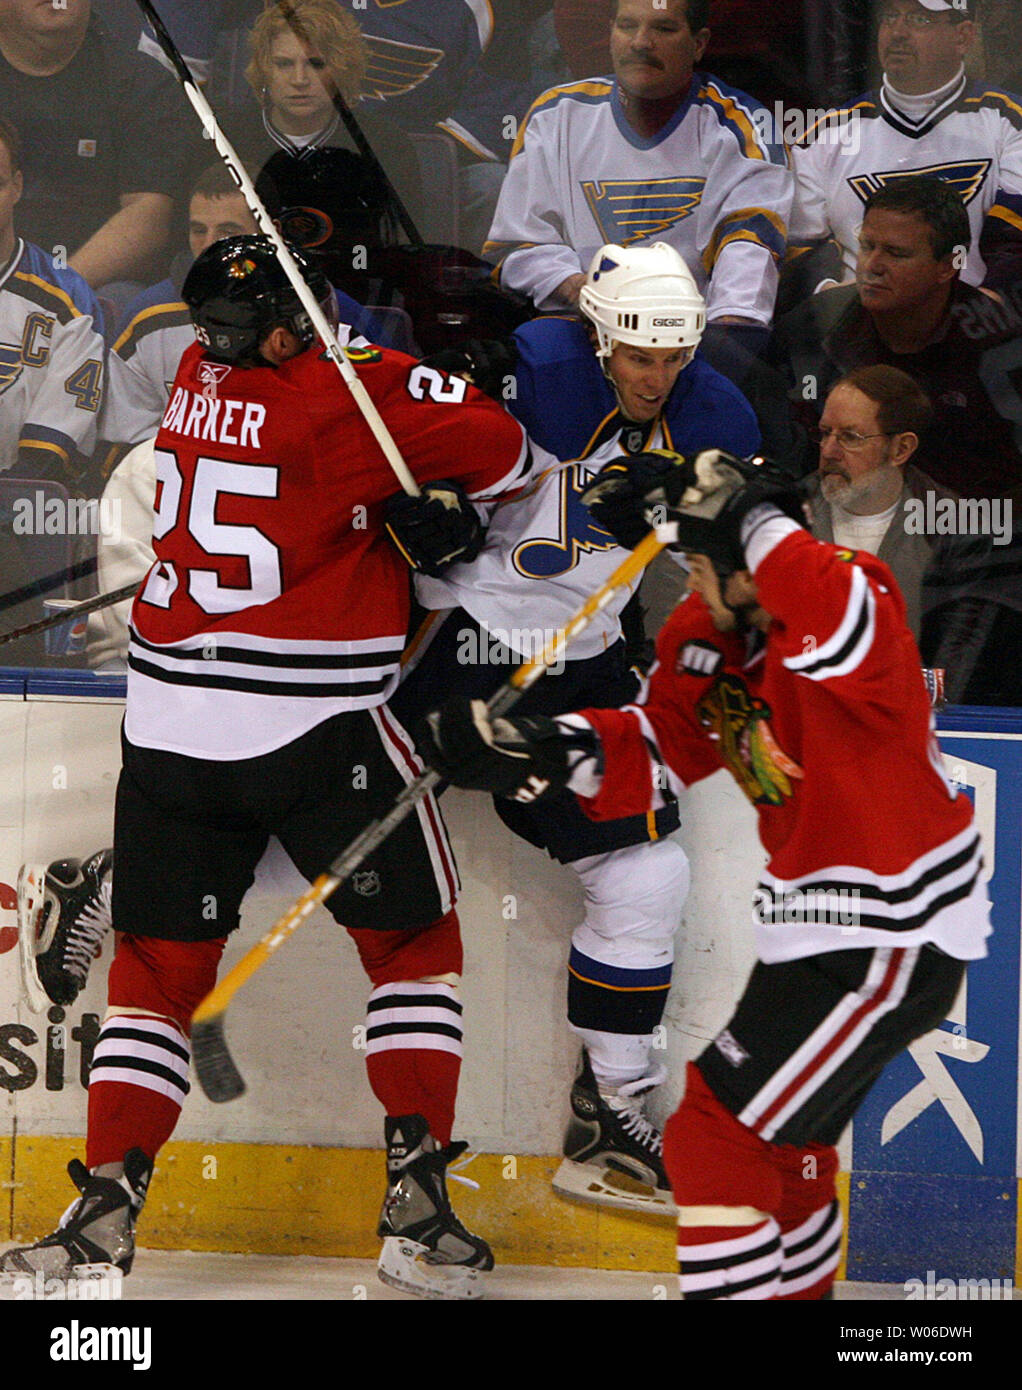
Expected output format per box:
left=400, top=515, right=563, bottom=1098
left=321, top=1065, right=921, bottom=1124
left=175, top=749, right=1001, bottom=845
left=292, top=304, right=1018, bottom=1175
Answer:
left=696, top=675, right=803, bottom=807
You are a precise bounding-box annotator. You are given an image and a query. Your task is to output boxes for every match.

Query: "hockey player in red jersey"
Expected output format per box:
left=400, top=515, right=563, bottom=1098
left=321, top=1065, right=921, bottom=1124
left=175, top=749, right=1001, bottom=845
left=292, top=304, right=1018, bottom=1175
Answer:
left=421, top=448, right=992, bottom=1299
left=0, top=236, right=539, bottom=1301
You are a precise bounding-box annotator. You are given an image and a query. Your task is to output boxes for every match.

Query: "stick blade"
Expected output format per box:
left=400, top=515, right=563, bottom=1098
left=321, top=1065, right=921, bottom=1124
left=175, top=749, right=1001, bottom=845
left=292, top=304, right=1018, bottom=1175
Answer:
left=192, top=1016, right=246, bottom=1102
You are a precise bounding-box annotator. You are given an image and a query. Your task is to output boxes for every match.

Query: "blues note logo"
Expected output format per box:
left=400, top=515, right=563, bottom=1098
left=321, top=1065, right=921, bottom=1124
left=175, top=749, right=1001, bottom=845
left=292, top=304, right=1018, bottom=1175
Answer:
left=513, top=466, right=618, bottom=579
left=362, top=33, right=444, bottom=99
left=583, top=178, right=706, bottom=247
left=849, top=160, right=991, bottom=209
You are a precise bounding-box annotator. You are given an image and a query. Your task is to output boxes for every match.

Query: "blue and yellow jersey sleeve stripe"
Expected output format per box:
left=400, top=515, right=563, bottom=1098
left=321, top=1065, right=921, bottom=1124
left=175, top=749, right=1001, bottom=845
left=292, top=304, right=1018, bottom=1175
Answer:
left=699, top=81, right=786, bottom=165
left=509, top=80, right=613, bottom=160
left=702, top=207, right=788, bottom=273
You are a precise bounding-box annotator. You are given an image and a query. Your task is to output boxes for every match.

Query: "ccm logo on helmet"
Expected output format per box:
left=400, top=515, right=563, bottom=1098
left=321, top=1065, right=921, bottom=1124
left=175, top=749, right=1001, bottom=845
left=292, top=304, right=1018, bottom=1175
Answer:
left=651, top=318, right=688, bottom=327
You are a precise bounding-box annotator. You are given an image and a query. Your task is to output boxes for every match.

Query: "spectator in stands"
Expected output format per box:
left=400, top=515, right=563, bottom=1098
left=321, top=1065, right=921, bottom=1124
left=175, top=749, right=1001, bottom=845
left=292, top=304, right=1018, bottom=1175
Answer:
left=225, top=0, right=422, bottom=300
left=208, top=0, right=522, bottom=256
left=554, top=0, right=812, bottom=107
left=0, top=0, right=192, bottom=292
left=0, top=115, right=107, bottom=664
left=772, top=177, right=1022, bottom=499
left=787, top=0, right=1022, bottom=297
left=484, top=0, right=793, bottom=371
left=0, top=116, right=105, bottom=488
left=806, top=365, right=953, bottom=639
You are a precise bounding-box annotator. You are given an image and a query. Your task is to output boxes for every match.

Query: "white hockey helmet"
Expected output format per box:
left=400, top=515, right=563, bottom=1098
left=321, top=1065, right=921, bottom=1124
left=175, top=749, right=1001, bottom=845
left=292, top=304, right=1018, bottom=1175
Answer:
left=579, top=242, right=706, bottom=362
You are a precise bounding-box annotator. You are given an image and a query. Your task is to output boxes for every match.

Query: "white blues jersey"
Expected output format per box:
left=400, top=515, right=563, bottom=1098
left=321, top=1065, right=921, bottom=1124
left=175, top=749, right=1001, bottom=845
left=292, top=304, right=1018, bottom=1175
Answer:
left=0, top=238, right=104, bottom=475
left=484, top=75, right=794, bottom=326
left=788, top=72, right=1022, bottom=286
left=101, top=279, right=193, bottom=449
left=416, top=316, right=761, bottom=660
left=101, top=283, right=376, bottom=447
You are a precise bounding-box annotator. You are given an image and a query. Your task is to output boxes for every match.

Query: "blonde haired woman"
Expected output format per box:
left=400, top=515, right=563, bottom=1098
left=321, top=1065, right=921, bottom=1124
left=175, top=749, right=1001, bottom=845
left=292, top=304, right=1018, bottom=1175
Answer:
left=246, top=0, right=366, bottom=136
left=230, top=0, right=422, bottom=301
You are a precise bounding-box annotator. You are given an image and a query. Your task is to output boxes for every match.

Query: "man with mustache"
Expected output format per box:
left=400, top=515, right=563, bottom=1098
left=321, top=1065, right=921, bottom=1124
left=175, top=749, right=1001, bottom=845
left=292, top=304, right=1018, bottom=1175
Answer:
left=787, top=0, right=1022, bottom=295
left=484, top=0, right=793, bottom=365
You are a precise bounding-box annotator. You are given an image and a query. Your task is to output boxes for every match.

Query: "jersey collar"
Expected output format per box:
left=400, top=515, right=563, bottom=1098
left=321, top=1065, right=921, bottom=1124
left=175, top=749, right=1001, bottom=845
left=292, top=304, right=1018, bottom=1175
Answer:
left=878, top=67, right=968, bottom=139
left=611, top=73, right=699, bottom=150
left=263, top=108, right=341, bottom=158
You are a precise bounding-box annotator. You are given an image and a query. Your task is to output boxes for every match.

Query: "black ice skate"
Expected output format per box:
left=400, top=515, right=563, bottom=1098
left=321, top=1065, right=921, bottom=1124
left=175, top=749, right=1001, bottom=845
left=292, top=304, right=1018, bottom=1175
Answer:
left=553, top=1050, right=675, bottom=1217
left=0, top=1149, right=152, bottom=1296
left=17, top=849, right=113, bottom=1011
left=377, top=1113, right=493, bottom=1300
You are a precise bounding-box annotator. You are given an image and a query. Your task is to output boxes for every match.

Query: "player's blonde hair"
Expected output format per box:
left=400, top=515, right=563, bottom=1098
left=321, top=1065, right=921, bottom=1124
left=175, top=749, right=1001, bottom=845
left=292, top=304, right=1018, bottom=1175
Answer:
left=246, top=0, right=367, bottom=108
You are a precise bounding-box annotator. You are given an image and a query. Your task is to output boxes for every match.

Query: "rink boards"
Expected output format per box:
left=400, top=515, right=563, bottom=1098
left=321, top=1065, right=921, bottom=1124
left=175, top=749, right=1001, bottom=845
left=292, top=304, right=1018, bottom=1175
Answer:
left=0, top=670, right=1018, bottom=1283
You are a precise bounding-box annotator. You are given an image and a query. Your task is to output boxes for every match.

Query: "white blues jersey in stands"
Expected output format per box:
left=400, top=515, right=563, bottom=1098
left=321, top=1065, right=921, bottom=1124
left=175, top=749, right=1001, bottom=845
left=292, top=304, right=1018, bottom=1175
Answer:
left=484, top=76, right=794, bottom=325
left=416, top=316, right=761, bottom=659
left=101, top=279, right=193, bottom=449
left=0, top=238, right=104, bottom=474
left=102, top=282, right=374, bottom=447
left=788, top=72, right=1022, bottom=286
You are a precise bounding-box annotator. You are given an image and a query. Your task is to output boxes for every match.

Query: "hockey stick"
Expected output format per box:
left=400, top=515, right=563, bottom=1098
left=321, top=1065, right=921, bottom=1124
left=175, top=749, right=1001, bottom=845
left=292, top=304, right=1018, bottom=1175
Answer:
left=190, top=529, right=665, bottom=1101
left=0, top=555, right=98, bottom=617
left=131, top=0, right=420, bottom=498
left=0, top=581, right=138, bottom=649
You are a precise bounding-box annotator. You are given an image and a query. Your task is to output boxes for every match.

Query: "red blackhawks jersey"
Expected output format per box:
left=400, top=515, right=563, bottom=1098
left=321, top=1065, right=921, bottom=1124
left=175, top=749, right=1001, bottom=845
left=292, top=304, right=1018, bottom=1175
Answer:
left=572, top=517, right=991, bottom=964
left=125, top=341, right=536, bottom=760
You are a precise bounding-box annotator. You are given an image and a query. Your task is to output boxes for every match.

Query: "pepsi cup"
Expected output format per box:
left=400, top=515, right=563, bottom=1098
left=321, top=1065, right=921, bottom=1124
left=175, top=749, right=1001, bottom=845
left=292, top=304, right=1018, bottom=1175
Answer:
left=43, top=599, right=88, bottom=660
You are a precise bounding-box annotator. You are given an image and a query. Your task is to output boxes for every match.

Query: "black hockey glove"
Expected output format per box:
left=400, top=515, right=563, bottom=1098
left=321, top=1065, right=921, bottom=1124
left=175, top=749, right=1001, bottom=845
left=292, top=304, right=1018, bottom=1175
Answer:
left=582, top=450, right=689, bottom=549
left=421, top=698, right=576, bottom=802
left=586, top=450, right=805, bottom=575
left=385, top=480, right=485, bottom=577
left=652, top=451, right=807, bottom=575
left=419, top=338, right=519, bottom=401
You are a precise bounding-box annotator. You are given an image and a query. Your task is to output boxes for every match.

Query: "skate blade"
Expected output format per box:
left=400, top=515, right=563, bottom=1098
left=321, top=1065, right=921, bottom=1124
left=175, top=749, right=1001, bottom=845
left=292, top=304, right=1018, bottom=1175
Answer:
left=553, top=1158, right=676, bottom=1219
left=0, top=1262, right=123, bottom=1300
left=377, top=1237, right=487, bottom=1301
left=16, top=864, right=50, bottom=1015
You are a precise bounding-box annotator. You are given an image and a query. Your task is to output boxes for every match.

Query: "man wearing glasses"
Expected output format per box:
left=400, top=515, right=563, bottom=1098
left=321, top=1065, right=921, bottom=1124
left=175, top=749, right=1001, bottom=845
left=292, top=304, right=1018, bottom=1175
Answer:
left=787, top=0, right=1022, bottom=294
left=806, top=364, right=952, bottom=640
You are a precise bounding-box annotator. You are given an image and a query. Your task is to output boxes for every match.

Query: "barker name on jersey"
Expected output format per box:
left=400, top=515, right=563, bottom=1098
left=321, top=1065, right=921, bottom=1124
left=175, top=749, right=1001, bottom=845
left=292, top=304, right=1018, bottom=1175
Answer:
left=160, top=383, right=267, bottom=451
left=126, top=341, right=538, bottom=761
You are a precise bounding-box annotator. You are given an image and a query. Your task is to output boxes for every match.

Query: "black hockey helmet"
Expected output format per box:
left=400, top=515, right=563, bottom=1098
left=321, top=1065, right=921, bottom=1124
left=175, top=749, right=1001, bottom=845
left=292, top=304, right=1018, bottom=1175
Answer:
left=182, top=234, right=333, bottom=365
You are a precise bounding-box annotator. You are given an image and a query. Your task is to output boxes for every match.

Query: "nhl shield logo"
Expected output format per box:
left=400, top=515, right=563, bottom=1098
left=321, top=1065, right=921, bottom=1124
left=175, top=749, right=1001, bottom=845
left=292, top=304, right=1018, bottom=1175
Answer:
left=353, top=870, right=382, bottom=897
